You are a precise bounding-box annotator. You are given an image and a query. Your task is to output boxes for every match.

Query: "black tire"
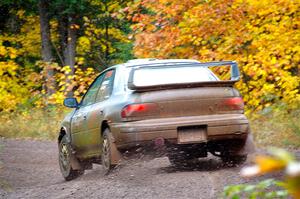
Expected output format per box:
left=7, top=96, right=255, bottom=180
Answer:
left=221, top=154, right=247, bottom=166
left=58, top=135, right=84, bottom=181
left=101, top=129, right=115, bottom=174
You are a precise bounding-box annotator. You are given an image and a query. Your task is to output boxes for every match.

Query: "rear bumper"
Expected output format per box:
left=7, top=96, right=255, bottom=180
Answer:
left=111, top=114, right=249, bottom=148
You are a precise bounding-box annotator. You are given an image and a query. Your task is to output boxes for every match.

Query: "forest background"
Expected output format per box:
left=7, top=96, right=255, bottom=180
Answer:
left=0, top=0, right=299, bottom=147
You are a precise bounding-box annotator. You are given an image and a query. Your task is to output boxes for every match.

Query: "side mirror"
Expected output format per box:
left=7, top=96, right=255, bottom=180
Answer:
left=63, top=98, right=78, bottom=108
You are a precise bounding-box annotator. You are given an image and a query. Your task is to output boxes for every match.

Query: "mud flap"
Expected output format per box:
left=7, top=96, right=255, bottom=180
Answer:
left=108, top=133, right=122, bottom=165
left=70, top=152, right=83, bottom=170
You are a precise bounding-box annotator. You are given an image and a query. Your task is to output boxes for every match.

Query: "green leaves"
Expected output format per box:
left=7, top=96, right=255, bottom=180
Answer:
left=223, top=179, right=288, bottom=199
left=225, top=149, right=300, bottom=199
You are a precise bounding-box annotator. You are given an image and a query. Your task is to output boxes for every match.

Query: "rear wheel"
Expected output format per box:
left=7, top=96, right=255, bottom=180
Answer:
left=58, top=135, right=84, bottom=181
left=101, top=129, right=116, bottom=174
left=209, top=139, right=249, bottom=166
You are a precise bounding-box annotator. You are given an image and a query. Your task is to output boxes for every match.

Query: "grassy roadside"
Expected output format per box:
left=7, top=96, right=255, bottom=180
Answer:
left=250, top=107, right=300, bottom=149
left=0, top=107, right=68, bottom=140
left=0, top=106, right=299, bottom=148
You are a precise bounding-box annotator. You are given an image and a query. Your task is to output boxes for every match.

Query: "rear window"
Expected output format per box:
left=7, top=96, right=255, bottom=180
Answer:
left=131, top=66, right=218, bottom=87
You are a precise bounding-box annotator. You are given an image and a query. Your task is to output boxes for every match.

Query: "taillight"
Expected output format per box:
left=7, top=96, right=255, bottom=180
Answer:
left=121, top=103, right=158, bottom=118
left=223, top=97, right=244, bottom=110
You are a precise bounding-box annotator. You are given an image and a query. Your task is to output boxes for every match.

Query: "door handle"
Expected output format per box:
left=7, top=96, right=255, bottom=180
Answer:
left=83, top=115, right=87, bottom=120
left=100, top=110, right=104, bottom=115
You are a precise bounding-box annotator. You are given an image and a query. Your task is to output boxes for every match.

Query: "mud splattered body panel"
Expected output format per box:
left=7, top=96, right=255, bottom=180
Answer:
left=61, top=59, right=250, bottom=159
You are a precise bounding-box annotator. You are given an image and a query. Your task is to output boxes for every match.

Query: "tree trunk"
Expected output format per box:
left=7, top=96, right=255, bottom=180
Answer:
left=38, top=0, right=55, bottom=95
left=63, top=16, right=77, bottom=97
left=105, top=1, right=109, bottom=66
left=58, top=15, right=68, bottom=65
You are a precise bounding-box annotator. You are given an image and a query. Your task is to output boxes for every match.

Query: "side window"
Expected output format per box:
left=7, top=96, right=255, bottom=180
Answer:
left=96, top=70, right=115, bottom=102
left=114, top=67, right=129, bottom=94
left=80, top=74, right=105, bottom=107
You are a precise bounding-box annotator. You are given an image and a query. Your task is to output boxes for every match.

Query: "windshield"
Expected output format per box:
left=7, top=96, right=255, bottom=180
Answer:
left=131, top=66, right=218, bottom=87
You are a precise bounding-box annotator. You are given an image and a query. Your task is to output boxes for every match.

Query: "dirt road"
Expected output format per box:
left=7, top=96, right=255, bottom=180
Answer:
left=0, top=139, right=283, bottom=199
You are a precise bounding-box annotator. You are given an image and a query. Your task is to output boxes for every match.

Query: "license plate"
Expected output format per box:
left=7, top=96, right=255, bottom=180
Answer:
left=178, top=126, right=207, bottom=144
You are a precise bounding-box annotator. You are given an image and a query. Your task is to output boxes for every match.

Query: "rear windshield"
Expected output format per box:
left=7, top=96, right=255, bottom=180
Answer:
left=131, top=66, right=218, bottom=87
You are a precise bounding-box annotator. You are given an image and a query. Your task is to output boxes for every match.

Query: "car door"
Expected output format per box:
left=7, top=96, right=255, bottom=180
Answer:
left=71, top=74, right=105, bottom=154
left=84, top=69, right=116, bottom=155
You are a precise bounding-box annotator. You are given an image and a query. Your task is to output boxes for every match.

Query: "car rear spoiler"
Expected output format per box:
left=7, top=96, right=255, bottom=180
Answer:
left=128, top=61, right=240, bottom=92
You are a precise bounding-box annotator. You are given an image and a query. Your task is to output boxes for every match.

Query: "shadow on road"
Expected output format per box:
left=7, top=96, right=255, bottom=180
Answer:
left=157, top=158, right=241, bottom=174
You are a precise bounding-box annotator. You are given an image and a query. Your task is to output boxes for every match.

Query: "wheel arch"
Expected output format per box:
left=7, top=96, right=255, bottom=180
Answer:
left=101, top=120, right=110, bottom=135
left=58, top=126, right=71, bottom=143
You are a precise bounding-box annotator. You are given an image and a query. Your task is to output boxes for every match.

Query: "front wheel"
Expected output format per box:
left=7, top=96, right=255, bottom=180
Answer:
left=101, top=129, right=116, bottom=174
left=58, top=135, right=84, bottom=181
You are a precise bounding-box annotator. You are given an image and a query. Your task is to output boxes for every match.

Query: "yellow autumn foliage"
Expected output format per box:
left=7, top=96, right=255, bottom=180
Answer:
left=1, top=1, right=299, bottom=116
left=131, top=0, right=300, bottom=114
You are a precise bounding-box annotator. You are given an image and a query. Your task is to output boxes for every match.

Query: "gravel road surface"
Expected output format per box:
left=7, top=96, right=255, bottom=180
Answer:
left=0, top=139, right=286, bottom=199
